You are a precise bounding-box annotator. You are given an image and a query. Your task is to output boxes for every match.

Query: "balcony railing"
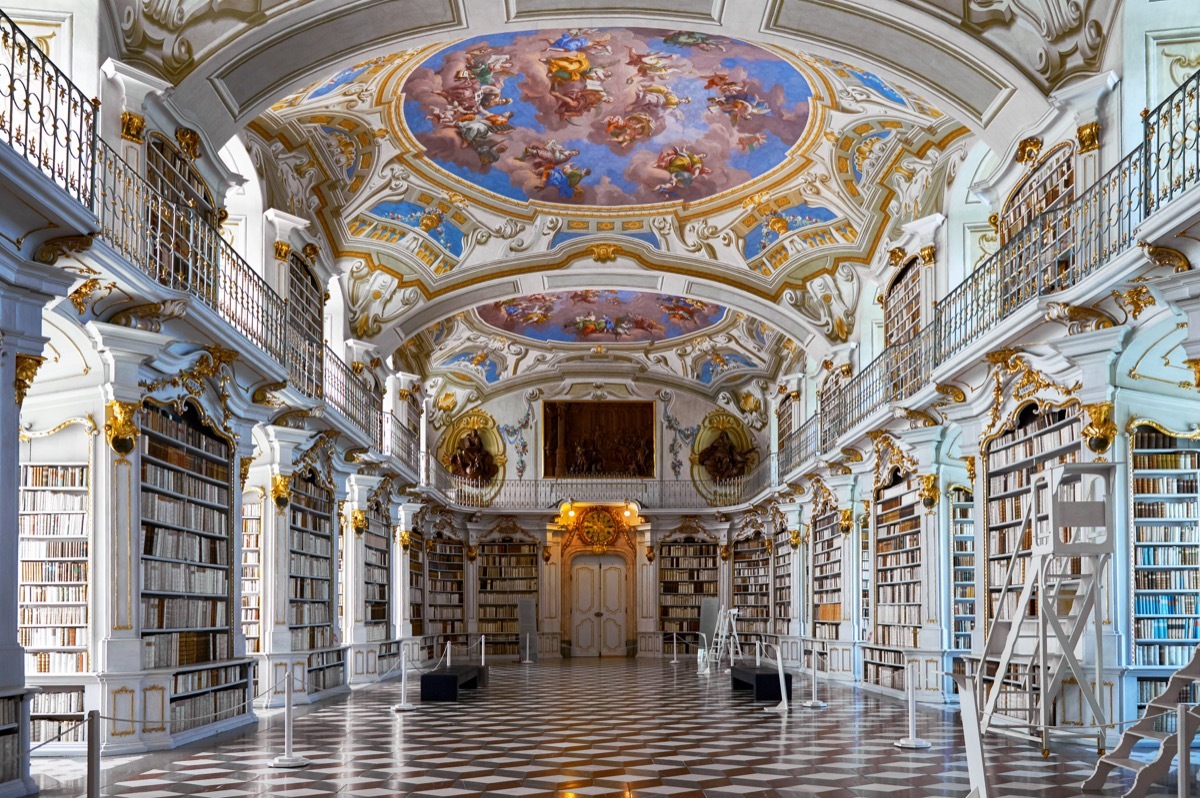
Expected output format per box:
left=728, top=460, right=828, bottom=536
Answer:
left=385, top=411, right=419, bottom=473
left=0, top=11, right=95, bottom=206
left=93, top=141, right=287, bottom=363
left=322, top=345, right=382, bottom=447
left=436, top=455, right=776, bottom=510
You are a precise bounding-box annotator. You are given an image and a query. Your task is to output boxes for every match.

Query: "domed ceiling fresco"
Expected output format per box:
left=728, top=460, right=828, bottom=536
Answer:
left=477, top=291, right=726, bottom=344
left=400, top=28, right=812, bottom=206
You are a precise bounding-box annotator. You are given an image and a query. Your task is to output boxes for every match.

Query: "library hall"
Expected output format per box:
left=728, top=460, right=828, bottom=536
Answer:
left=3, top=0, right=1200, bottom=796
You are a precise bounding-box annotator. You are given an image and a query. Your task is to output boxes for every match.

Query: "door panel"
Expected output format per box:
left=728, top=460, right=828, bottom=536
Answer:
left=571, top=554, right=626, bottom=657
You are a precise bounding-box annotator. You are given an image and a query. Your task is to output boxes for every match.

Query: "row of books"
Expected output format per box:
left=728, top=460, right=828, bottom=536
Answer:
left=19, top=585, right=86, bottom=603
left=143, top=463, right=228, bottom=505
left=142, top=560, right=228, bottom=595
left=1133, top=453, right=1200, bottom=470
left=17, top=513, right=88, bottom=537
left=30, top=651, right=88, bottom=674
left=364, top=564, right=388, bottom=584
left=1135, top=571, right=1200, bottom=589
left=19, top=539, right=87, bottom=559
left=875, top=604, right=922, bottom=625
left=1135, top=501, right=1199, bottom=519
left=478, top=590, right=538, bottom=604
left=290, top=577, right=330, bottom=600
left=479, top=579, right=538, bottom=591
left=1135, top=547, right=1199, bottom=566
left=21, top=465, right=87, bottom=488
left=142, top=495, right=228, bottom=536
left=19, top=491, right=87, bottom=511
left=1136, top=526, right=1200, bottom=543
left=173, top=664, right=245, bottom=695
left=288, top=552, right=332, bottom=577
left=289, top=508, right=332, bottom=535
left=1137, top=678, right=1196, bottom=704
left=141, top=440, right=229, bottom=482
left=986, top=410, right=1074, bottom=451
left=428, top=579, right=463, bottom=593
left=141, top=630, right=231, bottom=669
left=289, top=530, right=332, bottom=557
left=142, top=408, right=230, bottom=458
left=18, top=627, right=84, bottom=648
left=170, top=683, right=247, bottom=733
left=813, top=564, right=840, bottom=578
left=878, top=550, right=921, bottom=567
left=287, top=603, right=331, bottom=626
left=141, top=596, right=228, bottom=629
left=428, top=606, right=464, bottom=619
left=477, top=566, right=537, bottom=577
left=1133, top=476, right=1200, bottom=494
left=144, top=527, right=228, bottom=564
left=660, top=582, right=716, bottom=595
left=18, top=605, right=85, bottom=625
left=291, top=626, right=334, bottom=651
left=20, top=562, right=85, bottom=583
left=1133, top=643, right=1200, bottom=666
left=660, top=593, right=715, bottom=606
left=659, top=569, right=718, bottom=581
left=1134, top=594, right=1200, bottom=613
left=30, top=719, right=85, bottom=743
left=1134, top=618, right=1200, bottom=639
left=876, top=584, right=922, bottom=604
left=877, top=531, right=920, bottom=552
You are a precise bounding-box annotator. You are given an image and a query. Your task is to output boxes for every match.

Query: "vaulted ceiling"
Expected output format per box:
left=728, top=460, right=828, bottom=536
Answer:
left=101, top=1, right=1121, bottom=399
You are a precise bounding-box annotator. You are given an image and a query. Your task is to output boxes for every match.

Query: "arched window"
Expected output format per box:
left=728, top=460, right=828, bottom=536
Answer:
left=287, top=252, right=325, bottom=398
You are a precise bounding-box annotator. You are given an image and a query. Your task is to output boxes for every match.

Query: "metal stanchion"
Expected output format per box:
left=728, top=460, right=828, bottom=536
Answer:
left=392, top=647, right=417, bottom=712
left=270, top=671, right=311, bottom=768
left=697, top=632, right=710, bottom=675
left=801, top=644, right=826, bottom=709
left=481, top=635, right=486, bottom=667
left=86, top=709, right=99, bottom=798
left=521, top=633, right=533, bottom=665
left=445, top=640, right=452, bottom=668
left=765, top=643, right=789, bottom=715
left=670, top=633, right=679, bottom=665
left=756, top=640, right=762, bottom=668
left=894, top=661, right=931, bottom=749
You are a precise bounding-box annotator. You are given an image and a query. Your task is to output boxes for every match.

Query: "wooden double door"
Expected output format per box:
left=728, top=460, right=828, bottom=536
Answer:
left=571, top=554, right=626, bottom=657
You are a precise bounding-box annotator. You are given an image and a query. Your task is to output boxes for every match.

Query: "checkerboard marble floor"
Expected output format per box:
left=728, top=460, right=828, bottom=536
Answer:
left=30, top=658, right=1189, bottom=797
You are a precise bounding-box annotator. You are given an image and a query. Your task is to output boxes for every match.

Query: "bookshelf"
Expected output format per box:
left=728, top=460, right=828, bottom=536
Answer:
left=306, top=648, right=345, bottom=693
left=951, top=488, right=975, bottom=651
left=288, top=470, right=336, bottom=654
left=408, top=530, right=425, bottom=636
left=1130, top=423, right=1200, bottom=713
left=773, top=524, right=792, bottom=636
left=363, top=502, right=391, bottom=642
left=241, top=499, right=261, bottom=655
left=732, top=536, right=770, bottom=639
left=810, top=509, right=842, bottom=640
left=859, top=510, right=870, bottom=632
left=426, top=538, right=465, bottom=641
left=477, top=539, right=538, bottom=657
left=18, top=458, right=90, bottom=704
left=29, top=687, right=84, bottom=747
left=983, top=403, right=1080, bottom=626
left=0, top=693, right=20, bottom=785
left=866, top=471, right=922, bottom=690
left=139, top=403, right=248, bottom=734
left=658, top=538, right=719, bottom=652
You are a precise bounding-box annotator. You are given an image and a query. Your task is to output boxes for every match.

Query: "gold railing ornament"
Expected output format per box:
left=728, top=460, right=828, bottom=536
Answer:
left=1082, top=402, right=1117, bottom=454
left=104, top=400, right=140, bottom=455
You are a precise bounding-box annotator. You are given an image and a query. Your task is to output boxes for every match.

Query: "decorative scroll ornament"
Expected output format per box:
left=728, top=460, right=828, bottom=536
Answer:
left=111, top=299, right=189, bottom=332
left=104, top=400, right=140, bottom=456
left=965, top=456, right=977, bottom=484
left=934, top=382, right=967, bottom=405
left=14, top=354, right=45, bottom=407
left=894, top=406, right=939, bottom=428
left=239, top=456, right=253, bottom=488
left=175, top=127, right=202, bottom=159
left=1139, top=242, right=1191, bottom=273
left=808, top=476, right=837, bottom=519
left=840, top=447, right=863, bottom=463
left=982, top=348, right=1081, bottom=441
left=120, top=111, right=146, bottom=143
left=872, top=432, right=918, bottom=488
left=588, top=243, right=621, bottom=262
left=251, top=380, right=288, bottom=406
left=141, top=345, right=239, bottom=428
left=1082, top=401, right=1117, bottom=454
left=270, top=474, right=291, bottom=510
left=787, top=263, right=859, bottom=343
left=1045, top=302, right=1116, bottom=334
left=35, top=235, right=93, bottom=265
left=918, top=474, right=940, bottom=512
left=68, top=277, right=116, bottom=315
left=1111, top=286, right=1155, bottom=321
left=1014, top=136, right=1043, bottom=165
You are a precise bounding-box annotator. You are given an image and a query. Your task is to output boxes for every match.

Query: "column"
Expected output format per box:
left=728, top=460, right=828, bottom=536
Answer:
left=343, top=473, right=381, bottom=684
left=0, top=255, right=73, bottom=790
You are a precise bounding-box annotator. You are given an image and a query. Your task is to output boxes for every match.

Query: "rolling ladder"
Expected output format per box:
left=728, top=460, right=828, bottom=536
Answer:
left=1082, top=644, right=1200, bottom=796
left=968, top=462, right=1115, bottom=756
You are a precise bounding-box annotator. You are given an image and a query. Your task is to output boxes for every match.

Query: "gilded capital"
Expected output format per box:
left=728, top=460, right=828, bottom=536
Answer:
left=1077, top=121, right=1100, bottom=154
left=271, top=473, right=291, bottom=510
left=104, top=400, right=140, bottom=455
left=274, top=241, right=292, bottom=261
left=351, top=508, right=367, bottom=535
left=919, top=245, right=936, bottom=267
left=1082, top=402, right=1117, bottom=455
left=120, top=111, right=146, bottom=143
left=918, top=474, right=940, bottom=511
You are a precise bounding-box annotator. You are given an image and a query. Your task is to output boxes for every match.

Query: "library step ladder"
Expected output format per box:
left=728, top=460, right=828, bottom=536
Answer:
left=1081, top=644, right=1200, bottom=796
left=974, top=462, right=1115, bottom=755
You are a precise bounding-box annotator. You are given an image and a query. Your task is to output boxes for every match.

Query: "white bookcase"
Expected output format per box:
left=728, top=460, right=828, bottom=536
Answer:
left=477, top=539, right=538, bottom=657
left=363, top=502, right=391, bottom=642
left=241, top=500, right=261, bottom=655
left=426, top=538, right=465, bottom=641
left=19, top=423, right=92, bottom=753
left=658, top=539, right=718, bottom=652
left=139, top=403, right=249, bottom=734
left=1129, top=423, right=1200, bottom=714
left=951, top=488, right=975, bottom=651
left=287, top=469, right=342, bottom=694
left=408, top=529, right=425, bottom=637
left=732, top=536, right=770, bottom=639
left=773, top=523, right=793, bottom=635
left=811, top=509, right=842, bottom=640
left=0, top=694, right=21, bottom=785
left=864, top=471, right=922, bottom=691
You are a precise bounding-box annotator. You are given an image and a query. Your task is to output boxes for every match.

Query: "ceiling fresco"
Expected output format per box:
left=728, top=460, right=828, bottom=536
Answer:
left=400, top=28, right=812, bottom=206
left=478, top=291, right=726, bottom=344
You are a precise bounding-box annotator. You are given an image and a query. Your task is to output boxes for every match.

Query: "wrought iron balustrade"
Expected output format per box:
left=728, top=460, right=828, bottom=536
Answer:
left=1146, top=67, right=1200, bottom=212
left=285, top=311, right=323, bottom=400
left=385, top=411, right=419, bottom=473
left=0, top=11, right=95, bottom=206
left=322, top=345, right=382, bottom=447
left=92, top=141, right=286, bottom=363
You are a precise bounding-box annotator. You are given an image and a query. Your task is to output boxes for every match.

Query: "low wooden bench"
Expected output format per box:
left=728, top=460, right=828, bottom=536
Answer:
left=419, top=664, right=489, bottom=702
left=730, top=665, right=792, bottom=702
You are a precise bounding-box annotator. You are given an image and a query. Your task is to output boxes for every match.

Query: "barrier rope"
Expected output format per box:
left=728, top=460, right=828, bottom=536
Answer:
left=28, top=717, right=89, bottom=753
left=96, top=672, right=288, bottom=728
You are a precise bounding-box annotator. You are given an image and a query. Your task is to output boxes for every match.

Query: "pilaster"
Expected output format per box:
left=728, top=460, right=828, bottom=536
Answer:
left=343, top=473, right=382, bottom=684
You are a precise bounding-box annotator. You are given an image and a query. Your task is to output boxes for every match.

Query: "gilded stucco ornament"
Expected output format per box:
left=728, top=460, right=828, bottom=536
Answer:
left=918, top=474, right=940, bottom=511
left=1014, top=136, right=1043, bottom=165
left=271, top=474, right=291, bottom=509
left=466, top=544, right=478, bottom=562
left=895, top=406, right=939, bottom=428
left=644, top=545, right=655, bottom=563
left=351, top=509, right=367, bottom=536
left=35, top=235, right=93, bottom=265
left=68, top=277, right=116, bottom=315
left=1045, top=302, right=1116, bottom=334
left=251, top=380, right=287, bottom=405
left=1081, top=402, right=1117, bottom=454
left=1111, top=286, right=1156, bottom=320
left=239, top=456, right=253, bottom=489
left=120, top=111, right=145, bottom=143
left=934, top=383, right=967, bottom=404
left=175, top=127, right=202, bottom=159
left=273, top=241, right=291, bottom=261
left=1138, top=242, right=1191, bottom=273
left=1184, top=359, right=1200, bottom=391
left=788, top=263, right=859, bottom=343
left=104, top=400, right=140, bottom=455
left=788, top=529, right=801, bottom=549
left=965, top=456, right=976, bottom=484
left=919, top=245, right=936, bottom=267
left=839, top=508, right=854, bottom=534
left=111, top=299, right=189, bottom=332
left=887, top=247, right=907, bottom=268
left=399, top=529, right=412, bottom=550
left=719, top=544, right=730, bottom=561
left=1077, top=121, right=1101, bottom=153
left=14, top=354, right=45, bottom=407
left=588, top=243, right=621, bottom=263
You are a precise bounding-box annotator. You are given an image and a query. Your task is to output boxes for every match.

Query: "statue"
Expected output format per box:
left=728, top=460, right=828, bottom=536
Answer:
left=448, top=429, right=499, bottom=481
left=697, top=430, right=755, bottom=480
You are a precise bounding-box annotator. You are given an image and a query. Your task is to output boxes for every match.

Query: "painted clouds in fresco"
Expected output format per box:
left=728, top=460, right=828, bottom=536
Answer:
left=402, top=28, right=811, bottom=206
left=477, top=291, right=726, bottom=343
